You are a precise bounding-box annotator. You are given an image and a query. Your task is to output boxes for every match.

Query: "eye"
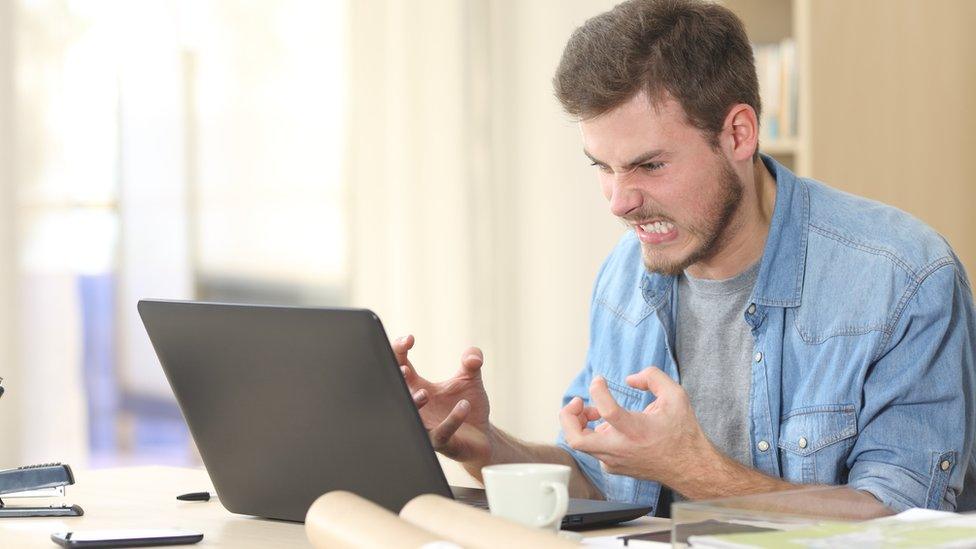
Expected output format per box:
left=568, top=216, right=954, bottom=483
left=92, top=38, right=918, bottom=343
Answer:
left=590, top=161, right=613, bottom=174
left=640, top=162, right=665, bottom=172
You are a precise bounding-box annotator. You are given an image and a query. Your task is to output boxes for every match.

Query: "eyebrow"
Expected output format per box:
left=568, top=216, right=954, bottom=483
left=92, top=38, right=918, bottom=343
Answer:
left=583, top=149, right=666, bottom=170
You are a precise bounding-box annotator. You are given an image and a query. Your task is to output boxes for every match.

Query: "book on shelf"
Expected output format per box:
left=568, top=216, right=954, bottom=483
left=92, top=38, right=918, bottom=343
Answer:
left=753, top=38, right=798, bottom=145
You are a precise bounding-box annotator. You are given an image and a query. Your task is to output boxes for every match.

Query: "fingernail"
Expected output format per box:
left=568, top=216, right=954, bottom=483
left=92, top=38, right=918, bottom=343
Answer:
left=415, top=390, right=427, bottom=401
left=458, top=400, right=469, bottom=410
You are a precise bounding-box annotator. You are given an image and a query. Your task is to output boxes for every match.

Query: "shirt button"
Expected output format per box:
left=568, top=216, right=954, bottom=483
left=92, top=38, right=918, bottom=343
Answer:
left=757, top=440, right=770, bottom=452
left=754, top=352, right=763, bottom=363
left=941, top=460, right=951, bottom=471
left=798, top=437, right=808, bottom=449
left=747, top=303, right=756, bottom=315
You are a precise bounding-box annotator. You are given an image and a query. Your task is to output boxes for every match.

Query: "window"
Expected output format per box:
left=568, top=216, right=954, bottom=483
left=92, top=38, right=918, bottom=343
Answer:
left=15, top=0, right=347, bottom=466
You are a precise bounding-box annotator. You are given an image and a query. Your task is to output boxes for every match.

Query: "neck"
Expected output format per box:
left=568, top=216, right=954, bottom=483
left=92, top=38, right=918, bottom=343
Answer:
left=685, top=157, right=777, bottom=280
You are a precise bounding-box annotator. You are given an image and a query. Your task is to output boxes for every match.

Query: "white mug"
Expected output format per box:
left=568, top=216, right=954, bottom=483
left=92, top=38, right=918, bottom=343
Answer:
left=481, top=463, right=570, bottom=532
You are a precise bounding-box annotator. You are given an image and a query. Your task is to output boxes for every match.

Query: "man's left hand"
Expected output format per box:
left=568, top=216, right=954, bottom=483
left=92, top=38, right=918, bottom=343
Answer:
left=558, top=367, right=716, bottom=484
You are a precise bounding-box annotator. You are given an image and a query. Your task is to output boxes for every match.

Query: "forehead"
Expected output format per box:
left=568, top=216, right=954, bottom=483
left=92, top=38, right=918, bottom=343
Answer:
left=579, top=92, right=697, bottom=162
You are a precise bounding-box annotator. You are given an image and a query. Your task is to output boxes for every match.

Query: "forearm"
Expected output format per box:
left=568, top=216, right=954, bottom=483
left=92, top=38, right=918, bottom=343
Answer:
left=463, top=424, right=604, bottom=499
left=675, top=447, right=792, bottom=500
left=675, top=446, right=893, bottom=518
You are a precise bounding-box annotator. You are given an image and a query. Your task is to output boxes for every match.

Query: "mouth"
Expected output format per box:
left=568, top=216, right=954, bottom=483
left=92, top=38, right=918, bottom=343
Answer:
left=633, top=219, right=679, bottom=245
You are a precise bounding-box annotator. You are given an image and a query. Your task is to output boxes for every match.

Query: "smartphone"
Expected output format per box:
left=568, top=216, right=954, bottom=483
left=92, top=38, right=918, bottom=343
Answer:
left=50, top=529, right=203, bottom=548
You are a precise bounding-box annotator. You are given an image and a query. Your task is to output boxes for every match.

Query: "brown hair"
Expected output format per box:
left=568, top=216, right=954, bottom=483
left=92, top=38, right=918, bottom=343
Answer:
left=553, top=0, right=760, bottom=148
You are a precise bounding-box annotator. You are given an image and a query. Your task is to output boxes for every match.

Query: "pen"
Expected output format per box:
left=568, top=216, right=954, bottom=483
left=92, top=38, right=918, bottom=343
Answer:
left=177, top=491, right=214, bottom=502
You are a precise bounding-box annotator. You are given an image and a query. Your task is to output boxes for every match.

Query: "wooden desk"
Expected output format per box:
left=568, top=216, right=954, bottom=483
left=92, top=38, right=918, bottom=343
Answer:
left=0, top=467, right=667, bottom=547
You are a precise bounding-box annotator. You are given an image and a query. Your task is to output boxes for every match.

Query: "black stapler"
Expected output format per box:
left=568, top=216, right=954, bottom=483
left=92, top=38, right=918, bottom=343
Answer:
left=0, top=463, right=83, bottom=517
left=0, top=379, right=83, bottom=517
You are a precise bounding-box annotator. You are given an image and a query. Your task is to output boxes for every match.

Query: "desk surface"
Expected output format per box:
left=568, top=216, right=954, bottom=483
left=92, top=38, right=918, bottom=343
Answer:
left=0, top=467, right=666, bottom=547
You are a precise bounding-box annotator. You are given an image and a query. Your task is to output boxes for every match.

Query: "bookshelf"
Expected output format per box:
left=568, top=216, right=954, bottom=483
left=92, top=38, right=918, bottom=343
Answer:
left=724, top=0, right=976, bottom=278
left=722, top=0, right=803, bottom=173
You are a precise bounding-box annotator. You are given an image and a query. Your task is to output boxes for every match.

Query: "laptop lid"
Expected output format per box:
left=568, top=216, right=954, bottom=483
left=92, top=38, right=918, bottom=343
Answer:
left=138, top=300, right=453, bottom=521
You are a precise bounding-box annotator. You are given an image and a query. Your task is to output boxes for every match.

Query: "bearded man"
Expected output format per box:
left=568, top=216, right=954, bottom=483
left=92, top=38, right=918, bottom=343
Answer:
left=394, top=0, right=976, bottom=516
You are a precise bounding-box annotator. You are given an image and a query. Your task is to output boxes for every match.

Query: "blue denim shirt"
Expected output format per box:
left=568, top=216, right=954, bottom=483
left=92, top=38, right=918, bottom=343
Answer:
left=557, top=155, right=976, bottom=512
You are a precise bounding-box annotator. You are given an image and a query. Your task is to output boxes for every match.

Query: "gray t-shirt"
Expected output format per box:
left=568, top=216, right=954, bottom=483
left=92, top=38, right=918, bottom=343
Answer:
left=676, top=261, right=760, bottom=472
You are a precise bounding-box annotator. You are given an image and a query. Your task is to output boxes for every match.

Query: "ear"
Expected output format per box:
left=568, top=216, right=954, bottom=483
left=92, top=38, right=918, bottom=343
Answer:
left=722, top=103, right=759, bottom=163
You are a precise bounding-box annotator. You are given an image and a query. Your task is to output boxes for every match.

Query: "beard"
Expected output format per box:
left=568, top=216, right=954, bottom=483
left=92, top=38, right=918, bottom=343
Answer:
left=639, top=156, right=744, bottom=276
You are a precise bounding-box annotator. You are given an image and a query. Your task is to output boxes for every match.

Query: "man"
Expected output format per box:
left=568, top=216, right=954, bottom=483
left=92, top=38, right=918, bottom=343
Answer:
left=394, top=0, right=976, bottom=515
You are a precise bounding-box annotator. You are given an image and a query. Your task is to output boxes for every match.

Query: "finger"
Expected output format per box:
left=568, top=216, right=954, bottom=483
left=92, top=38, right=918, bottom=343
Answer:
left=564, top=395, right=583, bottom=414
left=572, top=401, right=603, bottom=426
left=589, top=377, right=635, bottom=433
left=400, top=364, right=420, bottom=385
left=392, top=334, right=416, bottom=367
left=625, top=367, right=675, bottom=396
left=558, top=398, right=594, bottom=450
left=584, top=406, right=602, bottom=422
left=562, top=397, right=590, bottom=430
left=412, top=389, right=429, bottom=409
left=457, top=346, right=484, bottom=377
left=430, top=400, right=470, bottom=447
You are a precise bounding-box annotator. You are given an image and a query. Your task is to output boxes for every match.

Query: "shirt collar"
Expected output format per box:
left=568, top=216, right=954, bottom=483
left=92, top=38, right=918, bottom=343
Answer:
left=641, top=153, right=809, bottom=309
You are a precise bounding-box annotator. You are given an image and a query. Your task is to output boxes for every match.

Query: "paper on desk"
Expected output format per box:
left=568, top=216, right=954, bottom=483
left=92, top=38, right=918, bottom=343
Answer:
left=686, top=508, right=976, bottom=548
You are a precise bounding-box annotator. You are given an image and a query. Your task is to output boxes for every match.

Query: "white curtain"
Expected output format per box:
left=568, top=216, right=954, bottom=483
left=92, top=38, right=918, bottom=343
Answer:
left=0, top=0, right=627, bottom=470
left=346, top=0, right=481, bottom=388
left=0, top=0, right=22, bottom=466
left=0, top=0, right=91, bottom=467
left=345, top=0, right=624, bottom=454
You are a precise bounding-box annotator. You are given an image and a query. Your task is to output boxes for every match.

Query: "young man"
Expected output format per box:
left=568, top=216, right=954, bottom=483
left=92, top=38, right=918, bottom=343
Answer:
left=394, top=0, right=976, bottom=515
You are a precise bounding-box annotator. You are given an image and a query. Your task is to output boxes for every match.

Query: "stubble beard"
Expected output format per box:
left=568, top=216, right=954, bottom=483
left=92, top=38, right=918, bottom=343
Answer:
left=641, top=158, right=744, bottom=276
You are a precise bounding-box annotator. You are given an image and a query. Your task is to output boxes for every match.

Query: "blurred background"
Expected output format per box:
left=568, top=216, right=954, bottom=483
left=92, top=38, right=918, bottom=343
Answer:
left=0, top=0, right=972, bottom=474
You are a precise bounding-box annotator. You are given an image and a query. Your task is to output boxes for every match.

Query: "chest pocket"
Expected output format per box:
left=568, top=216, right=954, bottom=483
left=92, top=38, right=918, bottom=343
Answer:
left=601, top=378, right=647, bottom=503
left=778, top=405, right=857, bottom=485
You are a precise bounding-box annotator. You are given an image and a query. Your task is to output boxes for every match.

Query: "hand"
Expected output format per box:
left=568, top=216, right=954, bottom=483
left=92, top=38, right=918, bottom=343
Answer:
left=394, top=334, right=492, bottom=464
left=558, top=367, right=714, bottom=484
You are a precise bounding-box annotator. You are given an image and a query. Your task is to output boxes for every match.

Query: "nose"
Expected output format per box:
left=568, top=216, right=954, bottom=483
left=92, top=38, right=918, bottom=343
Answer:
left=607, top=171, right=643, bottom=218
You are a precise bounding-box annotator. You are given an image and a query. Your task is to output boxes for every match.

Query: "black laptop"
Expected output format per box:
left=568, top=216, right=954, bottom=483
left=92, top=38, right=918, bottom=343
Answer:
left=137, top=300, right=652, bottom=529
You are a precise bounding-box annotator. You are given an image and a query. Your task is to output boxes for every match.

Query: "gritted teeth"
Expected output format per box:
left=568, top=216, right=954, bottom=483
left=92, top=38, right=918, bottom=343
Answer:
left=640, top=220, right=675, bottom=234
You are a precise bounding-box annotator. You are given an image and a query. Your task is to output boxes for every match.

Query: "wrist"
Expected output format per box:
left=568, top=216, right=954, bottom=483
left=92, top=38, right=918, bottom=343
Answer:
left=460, top=423, right=499, bottom=480
left=481, top=423, right=503, bottom=466
left=670, top=431, right=726, bottom=494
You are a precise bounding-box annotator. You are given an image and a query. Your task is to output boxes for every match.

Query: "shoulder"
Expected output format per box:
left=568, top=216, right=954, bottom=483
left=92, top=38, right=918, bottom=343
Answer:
left=802, top=178, right=958, bottom=280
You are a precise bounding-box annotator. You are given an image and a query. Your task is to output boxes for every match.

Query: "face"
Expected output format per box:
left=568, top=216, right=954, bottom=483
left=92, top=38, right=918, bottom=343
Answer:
left=580, top=92, right=744, bottom=276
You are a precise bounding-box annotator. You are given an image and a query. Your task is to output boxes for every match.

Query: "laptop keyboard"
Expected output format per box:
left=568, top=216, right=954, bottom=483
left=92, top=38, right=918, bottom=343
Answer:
left=454, top=494, right=490, bottom=510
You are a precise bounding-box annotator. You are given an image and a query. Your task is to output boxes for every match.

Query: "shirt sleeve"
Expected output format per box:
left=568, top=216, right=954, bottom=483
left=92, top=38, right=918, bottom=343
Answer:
left=847, top=260, right=976, bottom=511
left=555, top=254, right=614, bottom=499
left=556, top=364, right=608, bottom=498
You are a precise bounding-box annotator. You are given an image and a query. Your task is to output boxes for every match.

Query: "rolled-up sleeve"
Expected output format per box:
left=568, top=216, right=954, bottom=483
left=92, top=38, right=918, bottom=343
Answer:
left=848, top=261, right=976, bottom=511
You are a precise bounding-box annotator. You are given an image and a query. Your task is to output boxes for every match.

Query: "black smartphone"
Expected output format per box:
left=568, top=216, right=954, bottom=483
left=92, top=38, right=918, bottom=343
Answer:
left=50, top=529, right=203, bottom=548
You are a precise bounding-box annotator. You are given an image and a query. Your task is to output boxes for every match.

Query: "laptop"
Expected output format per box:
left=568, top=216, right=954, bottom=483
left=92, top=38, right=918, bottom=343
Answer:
left=137, top=300, right=652, bottom=529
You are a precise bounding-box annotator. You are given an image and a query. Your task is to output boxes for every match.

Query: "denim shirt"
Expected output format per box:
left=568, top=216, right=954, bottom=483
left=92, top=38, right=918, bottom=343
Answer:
left=557, top=155, right=976, bottom=513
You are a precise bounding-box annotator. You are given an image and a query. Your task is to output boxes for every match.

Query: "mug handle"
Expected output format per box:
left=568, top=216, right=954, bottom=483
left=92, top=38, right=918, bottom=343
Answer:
left=537, top=481, right=569, bottom=529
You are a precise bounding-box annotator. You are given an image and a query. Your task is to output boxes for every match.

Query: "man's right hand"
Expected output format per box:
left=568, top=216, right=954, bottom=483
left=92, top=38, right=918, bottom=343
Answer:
left=393, top=334, right=492, bottom=465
